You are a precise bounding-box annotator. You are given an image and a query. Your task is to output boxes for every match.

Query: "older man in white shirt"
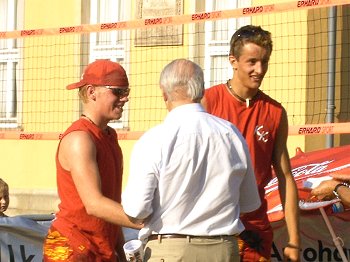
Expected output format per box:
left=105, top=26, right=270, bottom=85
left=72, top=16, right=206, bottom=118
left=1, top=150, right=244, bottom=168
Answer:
left=123, top=59, right=261, bottom=262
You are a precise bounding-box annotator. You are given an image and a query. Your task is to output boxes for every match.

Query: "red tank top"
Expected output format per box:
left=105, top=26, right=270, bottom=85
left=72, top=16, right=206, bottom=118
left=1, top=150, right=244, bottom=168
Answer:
left=205, top=83, right=283, bottom=230
left=52, top=118, right=123, bottom=261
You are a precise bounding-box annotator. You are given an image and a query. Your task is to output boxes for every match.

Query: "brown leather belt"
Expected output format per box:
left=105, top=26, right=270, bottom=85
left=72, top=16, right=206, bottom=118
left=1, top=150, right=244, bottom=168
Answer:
left=147, top=234, right=235, bottom=241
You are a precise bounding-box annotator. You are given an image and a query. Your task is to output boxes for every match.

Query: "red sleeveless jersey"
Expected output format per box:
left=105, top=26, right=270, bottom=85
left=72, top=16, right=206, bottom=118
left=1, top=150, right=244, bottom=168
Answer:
left=52, top=118, right=123, bottom=261
left=204, top=83, right=283, bottom=231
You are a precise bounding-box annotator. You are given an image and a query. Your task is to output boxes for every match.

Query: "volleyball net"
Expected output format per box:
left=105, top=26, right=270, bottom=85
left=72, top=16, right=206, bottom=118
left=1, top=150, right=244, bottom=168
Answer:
left=0, top=0, right=350, bottom=140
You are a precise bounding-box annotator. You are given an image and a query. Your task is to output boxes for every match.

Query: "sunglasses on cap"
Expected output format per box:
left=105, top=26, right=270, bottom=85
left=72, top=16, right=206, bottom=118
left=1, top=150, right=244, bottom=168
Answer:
left=104, top=86, right=130, bottom=98
left=233, top=28, right=268, bottom=41
left=230, top=27, right=271, bottom=55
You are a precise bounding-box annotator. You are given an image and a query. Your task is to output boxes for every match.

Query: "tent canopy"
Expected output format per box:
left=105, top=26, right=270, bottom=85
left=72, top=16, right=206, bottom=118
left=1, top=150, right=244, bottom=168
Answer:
left=265, top=145, right=350, bottom=222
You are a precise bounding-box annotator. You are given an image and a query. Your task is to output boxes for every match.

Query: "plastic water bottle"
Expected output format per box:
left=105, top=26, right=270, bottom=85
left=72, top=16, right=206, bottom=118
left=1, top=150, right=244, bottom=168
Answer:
left=332, top=202, right=344, bottom=213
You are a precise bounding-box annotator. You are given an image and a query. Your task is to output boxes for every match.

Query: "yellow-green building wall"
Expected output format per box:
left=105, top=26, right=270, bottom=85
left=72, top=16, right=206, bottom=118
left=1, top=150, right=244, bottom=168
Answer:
left=0, top=0, right=348, bottom=215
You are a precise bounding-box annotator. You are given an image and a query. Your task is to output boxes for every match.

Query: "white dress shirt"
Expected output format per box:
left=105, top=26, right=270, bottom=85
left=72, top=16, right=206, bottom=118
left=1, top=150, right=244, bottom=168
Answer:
left=123, top=103, right=260, bottom=241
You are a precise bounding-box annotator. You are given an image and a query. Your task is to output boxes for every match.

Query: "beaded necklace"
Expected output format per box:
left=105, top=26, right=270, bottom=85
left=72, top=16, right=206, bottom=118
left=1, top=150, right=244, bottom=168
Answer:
left=226, top=80, right=260, bottom=108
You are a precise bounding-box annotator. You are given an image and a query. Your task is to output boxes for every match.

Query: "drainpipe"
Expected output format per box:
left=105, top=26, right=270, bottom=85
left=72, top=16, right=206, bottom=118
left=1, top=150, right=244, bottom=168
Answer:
left=326, top=6, right=337, bottom=148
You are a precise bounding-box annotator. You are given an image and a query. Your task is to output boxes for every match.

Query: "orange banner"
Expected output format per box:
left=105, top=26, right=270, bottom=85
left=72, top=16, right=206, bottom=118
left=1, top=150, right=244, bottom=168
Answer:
left=0, top=131, right=144, bottom=140
left=1, top=123, right=350, bottom=140
left=288, top=122, right=350, bottom=136
left=0, top=0, right=349, bottom=39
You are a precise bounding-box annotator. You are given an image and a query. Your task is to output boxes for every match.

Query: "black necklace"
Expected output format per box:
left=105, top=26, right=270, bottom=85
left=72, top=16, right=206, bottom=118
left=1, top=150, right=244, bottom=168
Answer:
left=81, top=114, right=96, bottom=125
left=226, top=80, right=259, bottom=108
left=81, top=114, right=110, bottom=134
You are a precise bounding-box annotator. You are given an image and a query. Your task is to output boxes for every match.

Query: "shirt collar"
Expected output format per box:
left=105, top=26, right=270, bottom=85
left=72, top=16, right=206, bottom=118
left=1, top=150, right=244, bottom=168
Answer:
left=164, top=103, right=205, bottom=122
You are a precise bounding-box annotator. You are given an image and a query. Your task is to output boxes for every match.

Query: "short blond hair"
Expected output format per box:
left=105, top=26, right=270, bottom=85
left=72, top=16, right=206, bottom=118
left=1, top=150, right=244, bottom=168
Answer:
left=78, top=85, right=89, bottom=103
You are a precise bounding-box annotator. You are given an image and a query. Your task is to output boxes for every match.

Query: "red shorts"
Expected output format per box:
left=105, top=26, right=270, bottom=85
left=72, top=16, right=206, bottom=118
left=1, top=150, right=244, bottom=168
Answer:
left=43, top=227, right=100, bottom=262
left=238, top=228, right=273, bottom=262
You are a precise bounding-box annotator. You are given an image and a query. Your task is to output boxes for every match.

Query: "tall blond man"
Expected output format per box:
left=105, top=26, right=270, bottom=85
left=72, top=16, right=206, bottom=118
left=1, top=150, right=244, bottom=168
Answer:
left=202, top=25, right=300, bottom=261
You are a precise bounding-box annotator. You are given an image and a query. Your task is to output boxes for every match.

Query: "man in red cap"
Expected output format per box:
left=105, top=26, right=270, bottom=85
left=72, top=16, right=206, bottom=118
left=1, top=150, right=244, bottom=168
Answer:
left=43, top=59, right=143, bottom=262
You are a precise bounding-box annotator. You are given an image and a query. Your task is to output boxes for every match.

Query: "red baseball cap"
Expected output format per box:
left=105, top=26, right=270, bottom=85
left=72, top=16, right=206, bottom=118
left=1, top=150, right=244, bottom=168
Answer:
left=66, top=59, right=129, bottom=90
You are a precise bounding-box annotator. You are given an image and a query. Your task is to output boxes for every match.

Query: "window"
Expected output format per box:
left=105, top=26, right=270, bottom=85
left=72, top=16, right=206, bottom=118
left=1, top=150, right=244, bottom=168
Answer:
left=203, top=0, right=251, bottom=88
left=0, top=0, right=23, bottom=129
left=89, top=0, right=131, bottom=129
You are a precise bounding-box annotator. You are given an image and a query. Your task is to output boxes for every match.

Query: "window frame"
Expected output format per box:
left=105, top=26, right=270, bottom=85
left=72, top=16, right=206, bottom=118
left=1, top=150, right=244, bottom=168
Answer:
left=0, top=0, right=23, bottom=129
left=203, top=0, right=251, bottom=88
left=89, top=0, right=131, bottom=130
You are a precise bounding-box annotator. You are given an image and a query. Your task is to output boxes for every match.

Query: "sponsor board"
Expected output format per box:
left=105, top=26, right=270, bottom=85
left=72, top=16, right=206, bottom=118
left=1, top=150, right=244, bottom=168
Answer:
left=1, top=216, right=350, bottom=261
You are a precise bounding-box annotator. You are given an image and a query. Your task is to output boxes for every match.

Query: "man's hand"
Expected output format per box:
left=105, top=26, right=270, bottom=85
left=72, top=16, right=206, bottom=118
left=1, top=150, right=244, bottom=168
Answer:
left=311, top=179, right=339, bottom=201
left=283, top=245, right=300, bottom=262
